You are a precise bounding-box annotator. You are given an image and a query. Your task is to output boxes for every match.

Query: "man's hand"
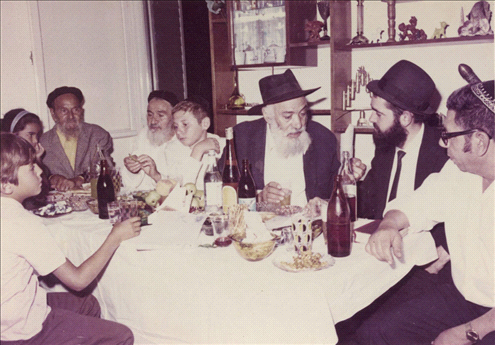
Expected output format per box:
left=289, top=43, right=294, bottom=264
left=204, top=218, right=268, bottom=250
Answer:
left=432, top=323, right=470, bottom=345
left=109, top=217, right=142, bottom=242
left=257, top=181, right=289, bottom=204
left=351, top=157, right=367, bottom=181
left=135, top=155, right=161, bottom=182
left=50, top=175, right=84, bottom=191
left=191, top=138, right=220, bottom=161
left=365, top=226, right=403, bottom=265
left=124, top=155, right=142, bottom=174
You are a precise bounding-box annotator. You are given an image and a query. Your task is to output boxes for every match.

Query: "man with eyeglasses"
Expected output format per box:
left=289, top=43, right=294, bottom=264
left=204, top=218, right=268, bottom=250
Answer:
left=40, top=86, right=113, bottom=191
left=351, top=75, right=495, bottom=344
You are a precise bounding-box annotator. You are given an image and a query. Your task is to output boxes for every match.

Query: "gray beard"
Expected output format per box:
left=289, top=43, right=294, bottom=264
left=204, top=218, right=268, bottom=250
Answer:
left=147, top=128, right=173, bottom=147
left=270, top=125, right=312, bottom=158
left=57, top=122, right=82, bottom=139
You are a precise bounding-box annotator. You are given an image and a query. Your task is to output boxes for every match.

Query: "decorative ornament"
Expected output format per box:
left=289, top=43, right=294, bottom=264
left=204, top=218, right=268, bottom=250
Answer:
left=458, top=0, right=493, bottom=36
left=305, top=21, right=325, bottom=42
left=398, top=16, right=427, bottom=41
left=432, top=22, right=449, bottom=39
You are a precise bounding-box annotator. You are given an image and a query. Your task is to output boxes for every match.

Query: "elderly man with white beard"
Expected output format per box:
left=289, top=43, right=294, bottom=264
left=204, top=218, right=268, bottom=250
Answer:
left=121, top=90, right=188, bottom=192
left=219, top=69, right=346, bottom=206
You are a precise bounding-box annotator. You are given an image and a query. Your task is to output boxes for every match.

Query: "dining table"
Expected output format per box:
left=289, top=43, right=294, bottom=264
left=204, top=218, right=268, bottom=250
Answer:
left=41, top=207, right=438, bottom=344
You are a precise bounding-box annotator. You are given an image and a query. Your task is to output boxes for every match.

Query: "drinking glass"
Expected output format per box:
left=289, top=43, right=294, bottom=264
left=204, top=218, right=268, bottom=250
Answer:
left=107, top=201, right=120, bottom=224
left=119, top=198, right=138, bottom=222
left=211, top=213, right=231, bottom=247
left=291, top=211, right=313, bottom=254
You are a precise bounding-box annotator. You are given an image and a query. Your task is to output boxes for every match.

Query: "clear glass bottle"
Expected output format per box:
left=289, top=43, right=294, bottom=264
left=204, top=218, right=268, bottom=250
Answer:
left=339, top=151, right=357, bottom=222
left=238, top=159, right=256, bottom=211
left=204, top=149, right=223, bottom=214
left=222, top=127, right=240, bottom=214
left=326, top=175, right=352, bottom=257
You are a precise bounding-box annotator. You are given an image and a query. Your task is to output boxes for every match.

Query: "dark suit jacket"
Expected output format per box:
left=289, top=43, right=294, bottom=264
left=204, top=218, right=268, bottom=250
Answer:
left=357, top=124, right=449, bottom=220
left=218, top=118, right=340, bottom=201
left=40, top=122, right=113, bottom=179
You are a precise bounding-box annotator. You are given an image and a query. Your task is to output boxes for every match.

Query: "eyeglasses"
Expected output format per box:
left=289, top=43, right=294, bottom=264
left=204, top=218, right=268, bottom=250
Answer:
left=440, top=128, right=492, bottom=146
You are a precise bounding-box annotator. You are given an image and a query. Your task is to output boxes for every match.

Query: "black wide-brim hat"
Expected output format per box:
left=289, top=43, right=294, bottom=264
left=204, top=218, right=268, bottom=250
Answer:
left=247, top=69, right=320, bottom=115
left=367, top=60, right=437, bottom=116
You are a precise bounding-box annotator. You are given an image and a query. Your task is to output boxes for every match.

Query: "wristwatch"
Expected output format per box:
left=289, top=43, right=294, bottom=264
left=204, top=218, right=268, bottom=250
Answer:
left=465, top=322, right=480, bottom=343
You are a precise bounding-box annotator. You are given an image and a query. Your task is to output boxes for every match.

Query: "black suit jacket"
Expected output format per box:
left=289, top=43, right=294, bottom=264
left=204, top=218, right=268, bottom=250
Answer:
left=218, top=118, right=340, bottom=201
left=357, top=124, right=449, bottom=220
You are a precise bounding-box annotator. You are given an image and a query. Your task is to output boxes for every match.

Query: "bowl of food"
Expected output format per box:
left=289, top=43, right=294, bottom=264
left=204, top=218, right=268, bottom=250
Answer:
left=231, top=236, right=278, bottom=262
left=86, top=198, right=99, bottom=214
left=69, top=195, right=91, bottom=211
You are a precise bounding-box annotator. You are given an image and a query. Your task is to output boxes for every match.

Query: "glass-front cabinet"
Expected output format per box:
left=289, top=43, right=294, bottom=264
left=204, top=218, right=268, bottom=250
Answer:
left=228, top=0, right=318, bottom=67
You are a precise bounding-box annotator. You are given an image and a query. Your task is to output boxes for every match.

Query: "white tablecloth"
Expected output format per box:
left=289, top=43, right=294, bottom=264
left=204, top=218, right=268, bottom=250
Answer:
left=43, top=211, right=438, bottom=344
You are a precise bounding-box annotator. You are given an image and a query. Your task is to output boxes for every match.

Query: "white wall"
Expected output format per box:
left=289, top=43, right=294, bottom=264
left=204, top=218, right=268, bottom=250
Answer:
left=1, top=1, right=153, bottom=169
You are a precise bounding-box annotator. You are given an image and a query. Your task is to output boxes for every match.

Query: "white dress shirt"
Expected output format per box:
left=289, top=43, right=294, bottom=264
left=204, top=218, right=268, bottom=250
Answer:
left=392, top=160, right=494, bottom=307
left=121, top=128, right=189, bottom=192
left=263, top=124, right=307, bottom=207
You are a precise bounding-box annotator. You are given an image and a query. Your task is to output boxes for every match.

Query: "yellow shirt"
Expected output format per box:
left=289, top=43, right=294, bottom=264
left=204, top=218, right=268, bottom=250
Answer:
left=56, top=128, right=78, bottom=171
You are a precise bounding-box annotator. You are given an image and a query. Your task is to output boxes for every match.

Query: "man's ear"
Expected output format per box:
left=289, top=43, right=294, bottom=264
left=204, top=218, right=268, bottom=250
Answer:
left=399, top=111, right=413, bottom=127
left=0, top=182, right=14, bottom=196
left=201, top=117, right=210, bottom=130
left=473, top=130, right=491, bottom=156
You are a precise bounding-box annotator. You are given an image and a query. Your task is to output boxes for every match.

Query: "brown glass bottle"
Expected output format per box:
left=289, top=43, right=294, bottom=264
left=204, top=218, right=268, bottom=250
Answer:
left=238, top=159, right=256, bottom=211
left=97, top=159, right=116, bottom=219
left=222, top=127, right=240, bottom=214
left=327, top=175, right=352, bottom=257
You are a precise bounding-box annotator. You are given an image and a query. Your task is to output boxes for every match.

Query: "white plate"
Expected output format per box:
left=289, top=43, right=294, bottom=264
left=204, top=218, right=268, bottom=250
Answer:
left=272, top=251, right=335, bottom=273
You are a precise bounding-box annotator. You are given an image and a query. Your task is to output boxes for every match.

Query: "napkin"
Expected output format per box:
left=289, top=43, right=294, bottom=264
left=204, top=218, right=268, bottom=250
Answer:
left=155, top=185, right=193, bottom=213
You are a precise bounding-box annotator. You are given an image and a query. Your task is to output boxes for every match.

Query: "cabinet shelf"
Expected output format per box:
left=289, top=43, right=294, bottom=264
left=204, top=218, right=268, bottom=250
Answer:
left=336, top=35, right=494, bottom=50
left=217, top=108, right=331, bottom=116
left=289, top=40, right=330, bottom=48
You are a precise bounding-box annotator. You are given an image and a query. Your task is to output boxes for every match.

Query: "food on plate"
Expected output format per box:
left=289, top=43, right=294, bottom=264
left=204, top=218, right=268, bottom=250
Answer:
left=156, top=179, right=177, bottom=197
left=279, top=251, right=331, bottom=271
left=276, top=205, right=303, bottom=216
left=183, top=183, right=197, bottom=196
left=34, top=201, right=73, bottom=217
left=46, top=191, right=67, bottom=203
left=232, top=238, right=277, bottom=261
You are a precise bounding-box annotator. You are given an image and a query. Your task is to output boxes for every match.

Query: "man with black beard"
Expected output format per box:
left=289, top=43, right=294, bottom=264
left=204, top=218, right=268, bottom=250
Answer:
left=219, top=69, right=341, bottom=207
left=121, top=90, right=188, bottom=192
left=41, top=87, right=114, bottom=192
left=336, top=60, right=450, bottom=342
left=357, top=60, right=449, bottom=221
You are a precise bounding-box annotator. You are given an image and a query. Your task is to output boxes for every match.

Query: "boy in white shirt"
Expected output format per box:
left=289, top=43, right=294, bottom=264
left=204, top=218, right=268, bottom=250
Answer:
left=172, top=100, right=226, bottom=186
left=1, top=133, right=141, bottom=344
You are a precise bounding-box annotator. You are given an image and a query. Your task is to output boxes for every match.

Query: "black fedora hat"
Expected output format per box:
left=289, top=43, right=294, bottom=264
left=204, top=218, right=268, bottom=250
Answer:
left=247, top=69, right=320, bottom=115
left=367, top=60, right=436, bottom=116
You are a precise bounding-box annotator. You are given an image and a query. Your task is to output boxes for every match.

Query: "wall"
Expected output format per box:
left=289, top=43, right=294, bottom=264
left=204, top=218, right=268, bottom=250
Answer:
left=1, top=0, right=153, bottom=169
left=234, top=1, right=494, bottom=169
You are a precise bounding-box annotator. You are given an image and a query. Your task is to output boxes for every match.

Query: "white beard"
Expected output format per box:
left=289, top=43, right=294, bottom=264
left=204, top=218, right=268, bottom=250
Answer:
left=270, top=124, right=312, bottom=158
left=147, top=127, right=173, bottom=147
left=57, top=122, right=82, bottom=140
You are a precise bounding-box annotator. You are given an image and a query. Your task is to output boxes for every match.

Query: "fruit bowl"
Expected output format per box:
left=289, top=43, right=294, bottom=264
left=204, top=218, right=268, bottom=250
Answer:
left=231, top=236, right=278, bottom=262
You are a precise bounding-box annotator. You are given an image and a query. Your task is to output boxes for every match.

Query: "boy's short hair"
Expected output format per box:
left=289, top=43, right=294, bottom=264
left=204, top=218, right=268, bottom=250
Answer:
left=172, top=99, right=208, bottom=123
left=1, top=133, right=36, bottom=185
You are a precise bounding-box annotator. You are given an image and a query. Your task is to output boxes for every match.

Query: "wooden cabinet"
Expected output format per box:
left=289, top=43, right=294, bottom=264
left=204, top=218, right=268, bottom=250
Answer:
left=208, top=0, right=321, bottom=136
left=329, top=0, right=494, bottom=136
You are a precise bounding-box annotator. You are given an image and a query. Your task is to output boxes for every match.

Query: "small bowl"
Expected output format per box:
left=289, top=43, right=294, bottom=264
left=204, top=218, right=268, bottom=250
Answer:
left=231, top=236, right=278, bottom=262
left=86, top=198, right=99, bottom=214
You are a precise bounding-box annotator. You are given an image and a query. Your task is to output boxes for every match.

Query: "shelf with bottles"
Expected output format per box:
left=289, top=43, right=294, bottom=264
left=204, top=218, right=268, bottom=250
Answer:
left=335, top=34, right=494, bottom=51
left=228, top=0, right=318, bottom=67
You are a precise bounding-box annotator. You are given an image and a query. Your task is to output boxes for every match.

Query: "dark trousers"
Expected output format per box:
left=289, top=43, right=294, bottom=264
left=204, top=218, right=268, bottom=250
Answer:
left=2, top=292, right=133, bottom=345
left=337, top=269, right=493, bottom=345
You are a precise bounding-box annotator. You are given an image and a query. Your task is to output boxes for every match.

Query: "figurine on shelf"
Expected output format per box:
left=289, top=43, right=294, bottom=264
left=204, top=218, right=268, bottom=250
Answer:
left=305, top=21, right=325, bottom=42
left=458, top=0, right=493, bottom=36
left=398, top=16, right=427, bottom=41
left=432, top=22, right=449, bottom=39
